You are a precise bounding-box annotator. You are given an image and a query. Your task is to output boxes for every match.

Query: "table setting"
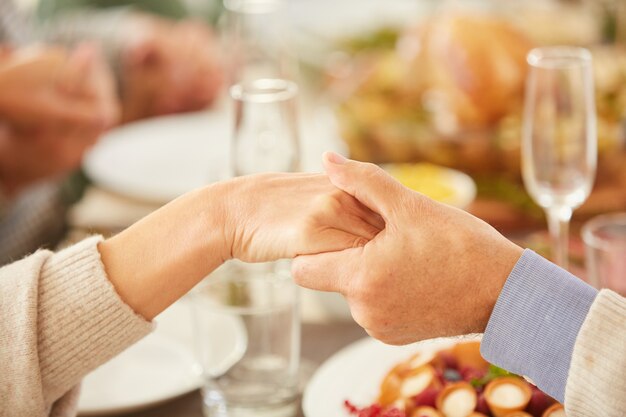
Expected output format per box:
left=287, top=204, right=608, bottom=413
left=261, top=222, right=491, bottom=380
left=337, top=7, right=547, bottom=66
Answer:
left=46, top=1, right=626, bottom=417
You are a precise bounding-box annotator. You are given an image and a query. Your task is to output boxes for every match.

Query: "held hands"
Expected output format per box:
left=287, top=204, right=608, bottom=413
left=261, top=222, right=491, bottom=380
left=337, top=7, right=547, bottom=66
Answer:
left=0, top=44, right=119, bottom=194
left=293, top=153, right=523, bottom=344
left=0, top=43, right=118, bottom=131
left=100, top=171, right=383, bottom=320
left=217, top=172, right=384, bottom=263
left=100, top=155, right=519, bottom=328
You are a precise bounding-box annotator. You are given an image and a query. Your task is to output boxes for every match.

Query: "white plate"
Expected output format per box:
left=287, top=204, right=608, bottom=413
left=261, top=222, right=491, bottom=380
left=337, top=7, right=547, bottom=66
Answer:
left=83, top=110, right=230, bottom=204
left=78, top=301, right=202, bottom=416
left=303, top=337, right=472, bottom=417
left=84, top=107, right=344, bottom=204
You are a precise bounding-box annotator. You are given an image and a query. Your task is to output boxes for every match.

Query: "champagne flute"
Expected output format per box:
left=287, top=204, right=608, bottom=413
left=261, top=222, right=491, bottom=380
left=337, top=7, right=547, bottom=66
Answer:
left=522, top=47, right=597, bottom=269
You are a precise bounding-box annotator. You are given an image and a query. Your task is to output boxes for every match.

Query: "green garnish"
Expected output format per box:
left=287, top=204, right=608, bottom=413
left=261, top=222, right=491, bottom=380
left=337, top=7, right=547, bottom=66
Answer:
left=470, top=364, right=519, bottom=388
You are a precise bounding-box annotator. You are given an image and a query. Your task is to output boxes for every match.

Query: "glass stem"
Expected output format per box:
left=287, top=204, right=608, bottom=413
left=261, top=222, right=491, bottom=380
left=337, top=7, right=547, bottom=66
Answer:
left=546, top=206, right=573, bottom=270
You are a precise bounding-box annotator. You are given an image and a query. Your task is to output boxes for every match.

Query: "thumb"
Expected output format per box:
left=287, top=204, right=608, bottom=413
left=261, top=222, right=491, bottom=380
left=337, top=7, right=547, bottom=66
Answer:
left=291, top=248, right=359, bottom=294
left=322, top=152, right=402, bottom=219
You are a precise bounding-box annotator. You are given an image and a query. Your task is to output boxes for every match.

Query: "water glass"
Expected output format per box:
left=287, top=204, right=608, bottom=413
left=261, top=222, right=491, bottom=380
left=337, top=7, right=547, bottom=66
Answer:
left=230, top=78, right=300, bottom=176
left=222, top=0, right=297, bottom=85
left=191, top=262, right=300, bottom=417
left=522, top=46, right=597, bottom=269
left=582, top=213, right=626, bottom=295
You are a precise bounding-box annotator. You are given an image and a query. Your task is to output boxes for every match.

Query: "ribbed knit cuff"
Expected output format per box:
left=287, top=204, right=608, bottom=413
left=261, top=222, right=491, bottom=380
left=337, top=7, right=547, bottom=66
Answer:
left=565, top=290, right=626, bottom=417
left=37, top=236, right=153, bottom=405
left=480, top=249, right=598, bottom=403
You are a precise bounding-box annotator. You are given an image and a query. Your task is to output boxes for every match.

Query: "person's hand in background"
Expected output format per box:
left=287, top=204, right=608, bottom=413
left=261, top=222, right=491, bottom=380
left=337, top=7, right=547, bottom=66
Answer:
left=293, top=153, right=523, bottom=344
left=120, top=16, right=223, bottom=122
left=0, top=43, right=119, bottom=195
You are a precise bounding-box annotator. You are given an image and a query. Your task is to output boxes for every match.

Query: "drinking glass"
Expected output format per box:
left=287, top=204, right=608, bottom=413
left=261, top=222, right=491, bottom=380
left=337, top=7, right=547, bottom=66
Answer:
left=230, top=78, right=300, bottom=176
left=222, top=0, right=297, bottom=85
left=582, top=213, right=626, bottom=295
left=522, top=47, right=597, bottom=269
left=191, top=262, right=300, bottom=417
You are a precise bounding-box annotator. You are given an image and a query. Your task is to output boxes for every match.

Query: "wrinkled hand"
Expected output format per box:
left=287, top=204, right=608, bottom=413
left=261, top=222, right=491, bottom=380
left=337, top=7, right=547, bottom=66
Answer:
left=218, top=172, right=384, bottom=263
left=121, top=16, right=223, bottom=121
left=293, top=153, right=523, bottom=345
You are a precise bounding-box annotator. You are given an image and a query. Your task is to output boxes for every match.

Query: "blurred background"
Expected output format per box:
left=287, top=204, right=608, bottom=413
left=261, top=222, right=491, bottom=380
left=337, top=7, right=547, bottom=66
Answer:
left=2, top=1, right=625, bottom=415
left=3, top=0, right=626, bottom=266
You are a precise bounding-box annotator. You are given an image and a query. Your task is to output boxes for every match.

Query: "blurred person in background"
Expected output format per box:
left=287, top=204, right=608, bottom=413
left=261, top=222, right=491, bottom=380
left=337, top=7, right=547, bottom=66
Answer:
left=0, top=0, right=222, bottom=263
left=0, top=45, right=118, bottom=195
left=0, top=0, right=120, bottom=263
left=37, top=0, right=224, bottom=121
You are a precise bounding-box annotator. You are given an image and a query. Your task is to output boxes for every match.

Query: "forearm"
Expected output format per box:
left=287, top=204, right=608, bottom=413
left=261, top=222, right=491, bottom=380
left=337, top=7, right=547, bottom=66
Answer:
left=99, top=183, right=230, bottom=320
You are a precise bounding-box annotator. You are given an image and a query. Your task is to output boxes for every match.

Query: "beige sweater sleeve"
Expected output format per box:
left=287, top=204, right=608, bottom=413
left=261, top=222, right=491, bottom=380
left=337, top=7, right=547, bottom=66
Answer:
left=0, top=236, right=153, bottom=417
left=565, top=290, right=626, bottom=417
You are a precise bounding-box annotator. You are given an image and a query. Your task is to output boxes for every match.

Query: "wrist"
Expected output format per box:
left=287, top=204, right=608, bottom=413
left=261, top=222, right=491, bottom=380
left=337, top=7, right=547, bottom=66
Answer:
left=475, top=239, right=524, bottom=333
left=195, top=182, right=233, bottom=264
left=99, top=183, right=231, bottom=319
left=161, top=183, right=232, bottom=268
left=211, top=177, right=245, bottom=262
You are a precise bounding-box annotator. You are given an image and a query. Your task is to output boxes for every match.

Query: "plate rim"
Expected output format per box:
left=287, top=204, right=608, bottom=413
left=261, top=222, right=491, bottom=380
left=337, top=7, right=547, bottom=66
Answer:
left=78, top=303, right=202, bottom=416
left=303, top=335, right=481, bottom=417
left=83, top=110, right=228, bottom=204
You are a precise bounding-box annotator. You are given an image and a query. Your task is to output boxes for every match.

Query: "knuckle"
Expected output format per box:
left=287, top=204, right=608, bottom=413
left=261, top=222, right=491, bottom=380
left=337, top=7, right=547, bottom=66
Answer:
left=351, top=237, right=368, bottom=249
left=362, top=163, right=382, bottom=182
left=352, top=311, right=376, bottom=332
left=362, top=161, right=382, bottom=174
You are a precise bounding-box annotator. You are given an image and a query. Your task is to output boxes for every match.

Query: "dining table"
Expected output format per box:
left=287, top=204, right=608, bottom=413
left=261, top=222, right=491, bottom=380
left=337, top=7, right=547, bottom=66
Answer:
left=106, top=321, right=368, bottom=417
left=64, top=179, right=372, bottom=417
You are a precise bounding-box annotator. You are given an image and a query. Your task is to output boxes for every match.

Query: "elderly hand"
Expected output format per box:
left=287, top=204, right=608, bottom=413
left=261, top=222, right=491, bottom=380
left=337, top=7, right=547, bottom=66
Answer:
left=0, top=44, right=119, bottom=194
left=292, top=153, right=523, bottom=345
left=120, top=16, right=223, bottom=122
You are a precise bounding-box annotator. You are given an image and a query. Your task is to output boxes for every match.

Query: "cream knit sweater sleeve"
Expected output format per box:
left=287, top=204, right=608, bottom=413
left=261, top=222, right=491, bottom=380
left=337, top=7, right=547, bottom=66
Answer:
left=0, top=236, right=153, bottom=417
left=565, top=290, right=626, bottom=417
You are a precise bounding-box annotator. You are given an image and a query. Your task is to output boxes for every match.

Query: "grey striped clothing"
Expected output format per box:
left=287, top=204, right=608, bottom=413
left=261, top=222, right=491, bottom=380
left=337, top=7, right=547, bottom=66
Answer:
left=0, top=182, right=67, bottom=265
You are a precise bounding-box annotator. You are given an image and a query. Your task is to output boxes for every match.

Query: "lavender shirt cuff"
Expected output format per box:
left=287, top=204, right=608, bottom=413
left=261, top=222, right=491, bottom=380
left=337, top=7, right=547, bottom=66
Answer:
left=480, top=249, right=598, bottom=403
